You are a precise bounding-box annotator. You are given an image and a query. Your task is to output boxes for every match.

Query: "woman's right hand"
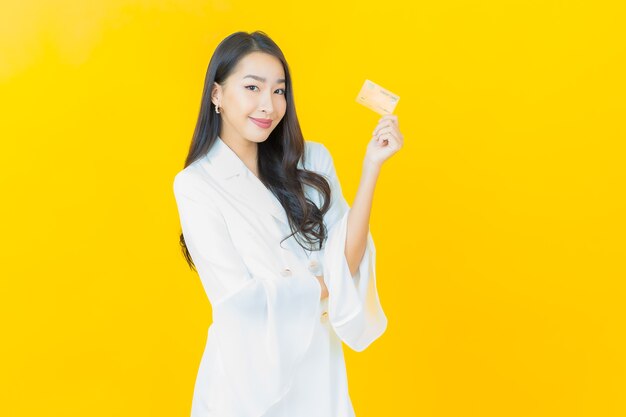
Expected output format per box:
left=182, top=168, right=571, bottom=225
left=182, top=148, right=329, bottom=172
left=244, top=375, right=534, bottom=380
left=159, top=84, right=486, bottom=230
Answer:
left=315, top=275, right=329, bottom=300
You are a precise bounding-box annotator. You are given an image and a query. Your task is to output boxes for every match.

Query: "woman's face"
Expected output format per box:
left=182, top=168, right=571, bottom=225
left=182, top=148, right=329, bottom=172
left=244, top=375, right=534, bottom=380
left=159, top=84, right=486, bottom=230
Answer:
left=212, top=52, right=287, bottom=144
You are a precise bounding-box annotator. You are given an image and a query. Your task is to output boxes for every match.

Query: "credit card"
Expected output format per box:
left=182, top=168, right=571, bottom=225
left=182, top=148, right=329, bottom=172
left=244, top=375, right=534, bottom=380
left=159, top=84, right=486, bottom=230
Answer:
left=355, top=79, right=400, bottom=115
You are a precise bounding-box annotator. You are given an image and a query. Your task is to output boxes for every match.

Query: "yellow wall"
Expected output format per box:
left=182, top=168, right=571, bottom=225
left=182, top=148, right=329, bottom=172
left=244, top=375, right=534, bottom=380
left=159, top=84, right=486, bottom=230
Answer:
left=1, top=1, right=625, bottom=416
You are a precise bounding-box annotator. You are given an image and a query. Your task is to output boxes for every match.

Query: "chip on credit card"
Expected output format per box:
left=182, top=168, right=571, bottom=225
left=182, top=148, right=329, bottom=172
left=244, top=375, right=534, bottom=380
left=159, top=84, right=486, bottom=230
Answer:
left=355, top=79, right=400, bottom=115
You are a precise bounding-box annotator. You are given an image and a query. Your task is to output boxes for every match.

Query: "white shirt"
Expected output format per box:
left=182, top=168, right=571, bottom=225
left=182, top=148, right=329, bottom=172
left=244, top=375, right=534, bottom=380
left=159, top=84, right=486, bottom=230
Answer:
left=173, top=135, right=388, bottom=417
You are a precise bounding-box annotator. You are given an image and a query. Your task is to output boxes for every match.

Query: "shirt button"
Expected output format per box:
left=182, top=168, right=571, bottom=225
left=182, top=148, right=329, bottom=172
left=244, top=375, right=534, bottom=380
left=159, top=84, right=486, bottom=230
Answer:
left=280, top=267, right=292, bottom=277
left=307, top=259, right=321, bottom=275
left=320, top=311, right=329, bottom=323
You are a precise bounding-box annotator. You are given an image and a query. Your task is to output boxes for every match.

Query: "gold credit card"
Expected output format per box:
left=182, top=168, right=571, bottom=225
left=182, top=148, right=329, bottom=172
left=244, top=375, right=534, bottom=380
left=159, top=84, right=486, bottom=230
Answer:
left=355, top=79, right=400, bottom=115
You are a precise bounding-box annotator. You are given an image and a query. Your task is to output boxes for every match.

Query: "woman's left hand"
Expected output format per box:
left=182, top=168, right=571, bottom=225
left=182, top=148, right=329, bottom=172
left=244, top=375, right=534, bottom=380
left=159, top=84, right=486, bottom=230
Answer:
left=364, top=114, right=404, bottom=169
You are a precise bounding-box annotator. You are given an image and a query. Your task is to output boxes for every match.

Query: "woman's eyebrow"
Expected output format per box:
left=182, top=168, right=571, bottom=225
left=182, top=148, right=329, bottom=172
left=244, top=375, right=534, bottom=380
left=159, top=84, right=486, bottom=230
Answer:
left=243, top=74, right=286, bottom=84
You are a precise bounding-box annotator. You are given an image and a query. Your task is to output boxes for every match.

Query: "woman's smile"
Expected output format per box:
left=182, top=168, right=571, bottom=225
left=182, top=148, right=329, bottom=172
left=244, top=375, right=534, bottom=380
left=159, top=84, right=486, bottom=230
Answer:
left=249, top=117, right=272, bottom=129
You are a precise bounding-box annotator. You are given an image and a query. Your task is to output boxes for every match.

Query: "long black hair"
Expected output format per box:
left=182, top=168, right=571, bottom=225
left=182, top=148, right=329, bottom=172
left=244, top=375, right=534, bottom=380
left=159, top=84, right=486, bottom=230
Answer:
left=178, top=30, right=332, bottom=271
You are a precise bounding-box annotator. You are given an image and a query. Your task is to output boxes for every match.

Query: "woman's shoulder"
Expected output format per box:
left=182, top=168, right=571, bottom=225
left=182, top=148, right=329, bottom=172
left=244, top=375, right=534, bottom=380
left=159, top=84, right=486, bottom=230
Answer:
left=172, top=157, right=213, bottom=199
left=303, top=139, right=330, bottom=157
left=303, top=140, right=333, bottom=176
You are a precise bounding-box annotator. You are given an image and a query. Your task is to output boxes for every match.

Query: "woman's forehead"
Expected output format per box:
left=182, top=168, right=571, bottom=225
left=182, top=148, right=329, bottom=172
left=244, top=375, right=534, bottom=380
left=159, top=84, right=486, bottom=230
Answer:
left=234, top=52, right=285, bottom=79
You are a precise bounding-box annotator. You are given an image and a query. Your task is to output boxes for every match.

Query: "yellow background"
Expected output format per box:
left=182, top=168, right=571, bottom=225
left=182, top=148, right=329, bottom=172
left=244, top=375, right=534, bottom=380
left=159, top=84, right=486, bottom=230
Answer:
left=1, top=1, right=625, bottom=416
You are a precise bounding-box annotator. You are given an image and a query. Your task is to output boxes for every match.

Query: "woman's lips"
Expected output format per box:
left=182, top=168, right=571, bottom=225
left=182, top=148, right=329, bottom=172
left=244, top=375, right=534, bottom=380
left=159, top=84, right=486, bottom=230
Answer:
left=250, top=117, right=272, bottom=128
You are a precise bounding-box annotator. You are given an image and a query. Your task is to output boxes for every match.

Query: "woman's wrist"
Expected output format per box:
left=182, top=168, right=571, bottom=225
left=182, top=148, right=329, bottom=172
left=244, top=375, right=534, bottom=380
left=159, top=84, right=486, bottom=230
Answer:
left=362, top=159, right=382, bottom=178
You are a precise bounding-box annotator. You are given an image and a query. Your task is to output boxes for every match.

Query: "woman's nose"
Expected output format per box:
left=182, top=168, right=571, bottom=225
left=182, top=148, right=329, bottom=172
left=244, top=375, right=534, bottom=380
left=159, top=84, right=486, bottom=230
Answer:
left=259, top=93, right=274, bottom=114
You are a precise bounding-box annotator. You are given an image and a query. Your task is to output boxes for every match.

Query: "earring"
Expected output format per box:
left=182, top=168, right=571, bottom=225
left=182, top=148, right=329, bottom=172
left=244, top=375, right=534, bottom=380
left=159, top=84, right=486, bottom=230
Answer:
left=215, top=104, right=221, bottom=114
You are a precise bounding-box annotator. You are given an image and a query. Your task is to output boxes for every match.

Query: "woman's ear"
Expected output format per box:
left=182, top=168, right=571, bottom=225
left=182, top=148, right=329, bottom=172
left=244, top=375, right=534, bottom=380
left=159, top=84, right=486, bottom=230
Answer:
left=211, top=82, right=222, bottom=107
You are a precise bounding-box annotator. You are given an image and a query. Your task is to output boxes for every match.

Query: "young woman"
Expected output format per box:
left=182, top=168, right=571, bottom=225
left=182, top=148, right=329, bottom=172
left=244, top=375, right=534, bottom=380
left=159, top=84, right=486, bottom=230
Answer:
left=173, top=30, right=403, bottom=417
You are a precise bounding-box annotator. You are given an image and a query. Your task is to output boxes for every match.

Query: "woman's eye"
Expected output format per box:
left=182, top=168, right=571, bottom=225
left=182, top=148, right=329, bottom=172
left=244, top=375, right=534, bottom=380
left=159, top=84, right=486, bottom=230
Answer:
left=245, top=85, right=285, bottom=95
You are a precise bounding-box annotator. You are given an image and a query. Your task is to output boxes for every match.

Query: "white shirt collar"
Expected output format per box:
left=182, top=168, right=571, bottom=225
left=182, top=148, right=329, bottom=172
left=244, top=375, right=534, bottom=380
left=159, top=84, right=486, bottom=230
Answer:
left=205, top=135, right=250, bottom=180
left=202, top=135, right=290, bottom=227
